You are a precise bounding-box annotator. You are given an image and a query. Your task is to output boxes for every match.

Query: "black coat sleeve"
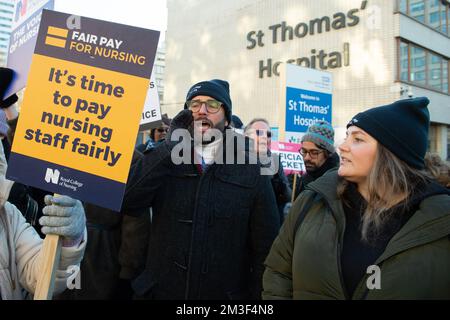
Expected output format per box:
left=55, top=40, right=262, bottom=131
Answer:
left=122, top=143, right=172, bottom=211
left=249, top=174, right=280, bottom=299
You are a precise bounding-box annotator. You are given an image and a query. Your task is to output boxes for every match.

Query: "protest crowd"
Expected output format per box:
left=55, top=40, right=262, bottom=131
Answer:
left=0, top=1, right=450, bottom=300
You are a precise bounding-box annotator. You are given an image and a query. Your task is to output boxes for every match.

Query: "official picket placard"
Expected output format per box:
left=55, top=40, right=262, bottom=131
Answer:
left=280, top=64, right=332, bottom=144
left=6, top=9, right=160, bottom=211
left=139, top=72, right=162, bottom=131
left=5, top=0, right=54, bottom=99
left=270, top=141, right=305, bottom=175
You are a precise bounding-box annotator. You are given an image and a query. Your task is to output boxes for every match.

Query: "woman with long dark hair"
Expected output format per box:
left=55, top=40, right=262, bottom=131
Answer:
left=263, top=97, right=450, bottom=299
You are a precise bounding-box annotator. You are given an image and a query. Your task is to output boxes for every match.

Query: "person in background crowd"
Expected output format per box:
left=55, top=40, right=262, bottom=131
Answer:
left=136, top=114, right=171, bottom=153
left=245, top=118, right=291, bottom=224
left=230, top=114, right=244, bottom=134
left=263, top=97, right=450, bottom=299
left=291, top=120, right=339, bottom=201
left=424, top=152, right=450, bottom=188
left=123, top=79, right=280, bottom=299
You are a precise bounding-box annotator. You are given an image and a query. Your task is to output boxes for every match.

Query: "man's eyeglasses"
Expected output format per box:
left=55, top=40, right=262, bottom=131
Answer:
left=156, top=127, right=169, bottom=133
left=186, top=99, right=222, bottom=114
left=299, top=148, right=323, bottom=158
left=255, top=129, right=272, bottom=138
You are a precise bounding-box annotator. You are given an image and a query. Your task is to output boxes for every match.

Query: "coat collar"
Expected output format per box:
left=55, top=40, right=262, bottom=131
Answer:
left=307, top=170, right=450, bottom=262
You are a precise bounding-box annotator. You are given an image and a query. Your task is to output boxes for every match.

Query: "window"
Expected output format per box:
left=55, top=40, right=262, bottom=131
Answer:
left=400, top=42, right=409, bottom=81
left=410, top=0, right=425, bottom=22
left=441, top=3, right=448, bottom=34
left=428, top=53, right=442, bottom=91
left=399, top=0, right=407, bottom=12
left=410, top=46, right=426, bottom=85
left=447, top=126, right=450, bottom=161
left=398, top=40, right=450, bottom=93
left=428, top=124, right=438, bottom=153
left=443, top=60, right=449, bottom=93
left=399, top=0, right=450, bottom=36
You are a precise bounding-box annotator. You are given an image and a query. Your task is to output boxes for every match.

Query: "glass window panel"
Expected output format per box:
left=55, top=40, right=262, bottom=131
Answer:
left=399, top=0, right=407, bottom=13
left=412, top=70, right=426, bottom=81
left=428, top=53, right=442, bottom=90
left=410, top=45, right=426, bottom=85
left=447, top=126, right=450, bottom=161
left=428, top=124, right=437, bottom=153
left=448, top=5, right=450, bottom=36
left=414, top=57, right=425, bottom=67
left=428, top=0, right=441, bottom=30
left=431, top=55, right=441, bottom=64
left=429, top=12, right=440, bottom=24
left=443, top=60, right=448, bottom=93
left=410, top=0, right=425, bottom=22
left=400, top=42, right=409, bottom=81
left=412, top=46, right=423, bottom=54
left=440, top=5, right=447, bottom=34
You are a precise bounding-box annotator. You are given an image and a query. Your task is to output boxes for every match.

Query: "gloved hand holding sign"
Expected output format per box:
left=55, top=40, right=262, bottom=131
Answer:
left=39, top=195, right=86, bottom=246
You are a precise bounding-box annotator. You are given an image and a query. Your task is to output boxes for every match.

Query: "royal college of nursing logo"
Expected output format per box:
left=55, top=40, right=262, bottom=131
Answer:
left=44, top=168, right=60, bottom=184
left=44, top=168, right=84, bottom=191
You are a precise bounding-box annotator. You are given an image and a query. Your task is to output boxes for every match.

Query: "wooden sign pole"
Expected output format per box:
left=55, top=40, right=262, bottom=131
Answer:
left=291, top=174, right=297, bottom=203
left=34, top=234, right=61, bottom=300
left=34, top=193, right=63, bottom=300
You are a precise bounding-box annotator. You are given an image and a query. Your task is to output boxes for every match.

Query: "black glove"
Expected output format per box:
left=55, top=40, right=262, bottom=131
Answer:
left=0, top=67, right=18, bottom=109
left=166, top=109, right=193, bottom=143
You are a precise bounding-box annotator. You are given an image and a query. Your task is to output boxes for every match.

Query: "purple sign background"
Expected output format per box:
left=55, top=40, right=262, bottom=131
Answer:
left=5, top=0, right=54, bottom=99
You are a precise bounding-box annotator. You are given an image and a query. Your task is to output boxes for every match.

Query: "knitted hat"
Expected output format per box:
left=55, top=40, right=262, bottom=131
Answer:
left=231, top=114, right=243, bottom=129
left=347, top=97, right=430, bottom=169
left=301, top=120, right=335, bottom=153
left=184, top=79, right=232, bottom=123
left=0, top=109, right=9, bottom=137
left=0, top=67, right=18, bottom=109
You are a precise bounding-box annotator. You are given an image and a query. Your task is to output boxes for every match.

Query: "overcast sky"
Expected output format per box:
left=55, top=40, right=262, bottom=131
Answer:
left=54, top=0, right=167, bottom=41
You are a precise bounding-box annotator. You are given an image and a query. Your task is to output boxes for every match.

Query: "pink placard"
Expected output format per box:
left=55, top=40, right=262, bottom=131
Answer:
left=271, top=141, right=305, bottom=175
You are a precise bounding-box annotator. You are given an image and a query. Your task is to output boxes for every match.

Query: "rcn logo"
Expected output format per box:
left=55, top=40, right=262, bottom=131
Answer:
left=45, top=168, right=60, bottom=184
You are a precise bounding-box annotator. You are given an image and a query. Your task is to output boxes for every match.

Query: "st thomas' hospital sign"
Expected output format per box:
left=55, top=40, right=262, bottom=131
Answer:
left=245, top=1, right=370, bottom=78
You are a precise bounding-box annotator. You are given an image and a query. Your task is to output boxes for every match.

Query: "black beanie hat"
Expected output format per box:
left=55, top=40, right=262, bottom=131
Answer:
left=184, top=79, right=232, bottom=123
left=0, top=67, right=18, bottom=109
left=231, top=114, right=243, bottom=129
left=347, top=97, right=430, bottom=169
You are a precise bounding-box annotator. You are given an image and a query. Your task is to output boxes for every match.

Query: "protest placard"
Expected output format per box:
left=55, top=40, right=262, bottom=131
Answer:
left=278, top=64, right=333, bottom=144
left=6, top=9, right=160, bottom=211
left=5, top=0, right=54, bottom=99
left=270, top=141, right=305, bottom=175
left=139, top=72, right=162, bottom=131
